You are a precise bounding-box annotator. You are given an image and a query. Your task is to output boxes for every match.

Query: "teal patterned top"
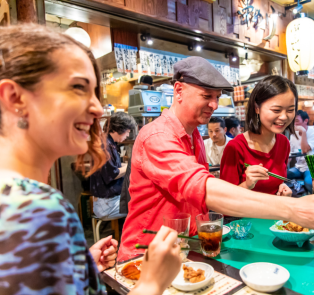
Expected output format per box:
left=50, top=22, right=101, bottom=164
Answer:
left=0, top=177, right=106, bottom=295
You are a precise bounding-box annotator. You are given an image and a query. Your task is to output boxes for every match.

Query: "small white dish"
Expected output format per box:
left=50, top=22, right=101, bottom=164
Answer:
left=240, top=263, right=290, bottom=293
left=223, top=225, right=230, bottom=239
left=172, top=262, right=214, bottom=291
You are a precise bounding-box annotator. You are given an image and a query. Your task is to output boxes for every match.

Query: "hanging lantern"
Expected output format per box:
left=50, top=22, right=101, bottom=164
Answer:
left=286, top=13, right=314, bottom=76
left=240, top=64, right=251, bottom=82
left=64, top=26, right=91, bottom=48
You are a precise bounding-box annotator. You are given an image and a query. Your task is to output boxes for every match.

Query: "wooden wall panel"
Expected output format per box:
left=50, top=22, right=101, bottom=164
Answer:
left=91, top=0, right=293, bottom=55
left=199, top=1, right=209, bottom=20
left=157, top=0, right=168, bottom=18
left=188, top=0, right=200, bottom=28
left=177, top=2, right=189, bottom=25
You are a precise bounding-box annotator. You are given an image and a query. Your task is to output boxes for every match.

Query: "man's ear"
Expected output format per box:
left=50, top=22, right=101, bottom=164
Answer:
left=305, top=118, right=309, bottom=125
left=0, top=79, right=27, bottom=114
left=174, top=81, right=184, bottom=103
left=224, top=127, right=227, bottom=133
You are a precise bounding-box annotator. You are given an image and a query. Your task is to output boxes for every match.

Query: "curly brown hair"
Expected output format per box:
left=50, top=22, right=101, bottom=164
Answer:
left=0, top=24, right=107, bottom=176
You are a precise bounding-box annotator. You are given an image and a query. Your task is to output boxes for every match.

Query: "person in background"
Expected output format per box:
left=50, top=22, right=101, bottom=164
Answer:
left=225, top=116, right=241, bottom=138
left=220, top=76, right=294, bottom=197
left=90, top=112, right=136, bottom=219
left=119, top=58, right=314, bottom=258
left=204, top=116, right=232, bottom=166
left=140, top=75, right=153, bottom=89
left=0, top=24, right=181, bottom=295
left=288, top=110, right=314, bottom=193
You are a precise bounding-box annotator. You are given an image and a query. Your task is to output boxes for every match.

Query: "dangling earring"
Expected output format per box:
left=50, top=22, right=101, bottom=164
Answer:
left=256, top=114, right=260, bottom=124
left=16, top=109, right=29, bottom=129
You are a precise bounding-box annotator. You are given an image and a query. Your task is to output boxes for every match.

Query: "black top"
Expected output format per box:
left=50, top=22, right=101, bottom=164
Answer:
left=120, top=155, right=132, bottom=214
left=90, top=134, right=123, bottom=199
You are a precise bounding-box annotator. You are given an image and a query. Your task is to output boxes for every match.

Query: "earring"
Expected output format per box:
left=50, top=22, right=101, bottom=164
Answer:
left=256, top=114, right=260, bottom=124
left=16, top=109, right=29, bottom=129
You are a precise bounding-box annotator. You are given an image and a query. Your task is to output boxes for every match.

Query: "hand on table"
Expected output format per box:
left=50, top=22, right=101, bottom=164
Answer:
left=277, top=183, right=292, bottom=197
left=245, top=164, right=269, bottom=190
left=131, top=226, right=181, bottom=295
left=89, top=236, right=118, bottom=272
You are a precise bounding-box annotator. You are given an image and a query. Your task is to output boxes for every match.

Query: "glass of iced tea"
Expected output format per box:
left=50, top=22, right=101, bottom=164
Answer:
left=196, top=212, right=223, bottom=258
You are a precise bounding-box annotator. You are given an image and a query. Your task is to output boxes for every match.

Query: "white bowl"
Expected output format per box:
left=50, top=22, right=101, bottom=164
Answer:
left=172, top=262, right=214, bottom=291
left=240, top=263, right=290, bottom=293
left=223, top=225, right=230, bottom=239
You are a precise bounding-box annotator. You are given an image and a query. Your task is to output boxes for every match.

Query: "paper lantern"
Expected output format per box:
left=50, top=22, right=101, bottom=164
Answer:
left=286, top=14, right=314, bottom=75
left=64, top=27, right=91, bottom=48
left=240, top=64, right=251, bottom=82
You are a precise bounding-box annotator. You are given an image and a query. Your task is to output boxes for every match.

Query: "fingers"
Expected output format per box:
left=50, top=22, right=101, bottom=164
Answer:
left=101, top=252, right=117, bottom=262
left=91, top=235, right=112, bottom=250
left=164, top=229, right=179, bottom=246
left=153, top=225, right=174, bottom=243
left=103, top=245, right=117, bottom=257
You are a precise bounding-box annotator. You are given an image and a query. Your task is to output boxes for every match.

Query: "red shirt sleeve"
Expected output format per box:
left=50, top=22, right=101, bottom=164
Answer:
left=139, top=132, right=211, bottom=212
left=220, top=140, right=244, bottom=185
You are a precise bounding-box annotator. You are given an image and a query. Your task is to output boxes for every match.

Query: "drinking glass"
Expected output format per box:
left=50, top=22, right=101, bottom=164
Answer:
left=163, top=213, right=191, bottom=260
left=196, top=212, right=223, bottom=258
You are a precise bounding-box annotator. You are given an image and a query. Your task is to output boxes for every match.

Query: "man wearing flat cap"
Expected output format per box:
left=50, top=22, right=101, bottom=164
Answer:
left=119, top=57, right=314, bottom=256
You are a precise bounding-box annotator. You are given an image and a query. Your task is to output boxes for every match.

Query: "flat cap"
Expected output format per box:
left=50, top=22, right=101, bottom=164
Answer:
left=173, top=56, right=234, bottom=92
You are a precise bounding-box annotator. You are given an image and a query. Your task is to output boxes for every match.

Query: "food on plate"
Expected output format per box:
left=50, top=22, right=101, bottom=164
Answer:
left=183, top=264, right=205, bottom=283
left=275, top=221, right=310, bottom=232
left=121, top=260, right=142, bottom=280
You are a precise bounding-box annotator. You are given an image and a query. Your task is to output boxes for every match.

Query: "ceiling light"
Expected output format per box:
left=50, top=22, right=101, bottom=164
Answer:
left=64, top=26, right=91, bottom=48
left=231, top=53, right=237, bottom=62
left=196, top=45, right=202, bottom=51
left=146, top=34, right=153, bottom=45
left=293, top=4, right=303, bottom=14
left=188, top=44, right=194, bottom=51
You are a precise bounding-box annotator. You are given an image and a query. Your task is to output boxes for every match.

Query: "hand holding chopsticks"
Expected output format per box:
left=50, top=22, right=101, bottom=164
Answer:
left=244, top=163, right=294, bottom=184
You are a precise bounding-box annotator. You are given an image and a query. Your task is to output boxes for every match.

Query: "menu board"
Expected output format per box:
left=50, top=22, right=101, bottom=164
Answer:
left=104, top=259, right=242, bottom=295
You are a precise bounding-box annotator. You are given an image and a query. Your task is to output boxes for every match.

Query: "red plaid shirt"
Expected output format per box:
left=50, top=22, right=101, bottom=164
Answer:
left=119, top=109, right=212, bottom=257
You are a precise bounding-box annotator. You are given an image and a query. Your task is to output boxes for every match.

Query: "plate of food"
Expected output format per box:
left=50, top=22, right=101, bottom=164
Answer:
left=269, top=220, right=314, bottom=247
left=171, top=262, right=214, bottom=291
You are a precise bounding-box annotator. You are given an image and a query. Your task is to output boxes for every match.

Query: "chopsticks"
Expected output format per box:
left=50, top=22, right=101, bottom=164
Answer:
left=143, top=229, right=201, bottom=241
left=244, top=163, right=295, bottom=183
left=135, top=244, right=190, bottom=251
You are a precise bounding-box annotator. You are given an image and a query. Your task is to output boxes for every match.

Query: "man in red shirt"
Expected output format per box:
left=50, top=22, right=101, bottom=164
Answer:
left=119, top=57, right=314, bottom=257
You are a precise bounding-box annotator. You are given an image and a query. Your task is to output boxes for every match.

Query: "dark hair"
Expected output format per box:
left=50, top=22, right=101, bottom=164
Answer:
left=296, top=110, right=309, bottom=125
left=208, top=116, right=225, bottom=129
left=104, top=112, right=136, bottom=134
left=0, top=24, right=106, bottom=177
left=140, top=75, right=153, bottom=85
left=225, top=116, right=240, bottom=132
left=246, top=75, right=298, bottom=135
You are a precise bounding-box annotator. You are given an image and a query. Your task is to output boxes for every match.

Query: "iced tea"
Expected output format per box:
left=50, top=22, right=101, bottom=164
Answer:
left=198, top=224, right=222, bottom=257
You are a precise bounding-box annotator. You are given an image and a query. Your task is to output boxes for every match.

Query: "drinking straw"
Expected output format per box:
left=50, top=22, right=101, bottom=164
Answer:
left=305, top=155, right=314, bottom=179
left=143, top=229, right=201, bottom=241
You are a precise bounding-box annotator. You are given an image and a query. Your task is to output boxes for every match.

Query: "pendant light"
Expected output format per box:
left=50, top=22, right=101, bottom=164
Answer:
left=64, top=22, right=91, bottom=48
left=286, top=13, right=314, bottom=75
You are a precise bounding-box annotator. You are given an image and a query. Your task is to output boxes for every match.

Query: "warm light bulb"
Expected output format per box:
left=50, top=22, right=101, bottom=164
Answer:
left=147, top=39, right=153, bottom=45
left=196, top=45, right=202, bottom=51
left=64, top=27, right=91, bottom=48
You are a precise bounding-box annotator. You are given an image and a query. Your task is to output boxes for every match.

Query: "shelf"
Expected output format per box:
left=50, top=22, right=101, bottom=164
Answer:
left=299, top=96, right=314, bottom=100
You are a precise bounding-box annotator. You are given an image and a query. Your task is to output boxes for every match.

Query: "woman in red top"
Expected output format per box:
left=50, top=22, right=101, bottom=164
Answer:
left=220, top=76, right=298, bottom=196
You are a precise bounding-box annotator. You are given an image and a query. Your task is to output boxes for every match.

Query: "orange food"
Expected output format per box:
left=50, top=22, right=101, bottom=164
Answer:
left=183, top=264, right=205, bottom=283
left=121, top=261, right=142, bottom=280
